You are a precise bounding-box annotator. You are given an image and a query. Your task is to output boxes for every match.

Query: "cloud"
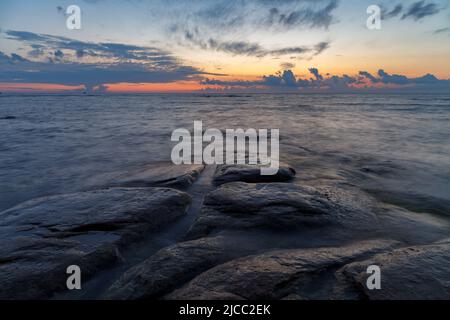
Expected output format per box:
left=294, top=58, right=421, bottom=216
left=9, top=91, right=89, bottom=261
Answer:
left=383, top=4, right=403, bottom=19
left=0, top=30, right=213, bottom=91
left=280, top=62, right=296, bottom=69
left=358, top=71, right=378, bottom=83
left=182, top=30, right=330, bottom=58
left=190, top=0, right=340, bottom=31
left=4, top=30, right=180, bottom=64
left=314, top=41, right=330, bottom=55
left=54, top=50, right=64, bottom=59
left=167, top=0, right=337, bottom=57
left=202, top=68, right=450, bottom=92
left=402, top=1, right=440, bottom=21
left=263, top=0, right=339, bottom=29
left=359, top=69, right=449, bottom=89
left=0, top=55, right=204, bottom=92
left=56, top=6, right=65, bottom=16
left=377, top=69, right=409, bottom=84
left=0, top=51, right=29, bottom=63
left=434, top=27, right=450, bottom=35
left=381, top=1, right=442, bottom=21
left=308, top=67, right=323, bottom=81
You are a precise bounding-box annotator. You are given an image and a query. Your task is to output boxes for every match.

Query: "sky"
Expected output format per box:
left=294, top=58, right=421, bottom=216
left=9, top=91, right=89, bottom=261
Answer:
left=0, top=0, right=449, bottom=93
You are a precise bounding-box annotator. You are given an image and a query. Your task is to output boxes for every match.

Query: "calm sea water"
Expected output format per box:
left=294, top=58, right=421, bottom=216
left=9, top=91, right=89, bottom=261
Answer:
left=1, top=93, right=449, bottom=217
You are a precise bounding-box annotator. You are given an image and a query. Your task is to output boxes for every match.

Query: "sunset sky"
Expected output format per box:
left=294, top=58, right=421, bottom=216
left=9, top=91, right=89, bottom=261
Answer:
left=0, top=0, right=449, bottom=93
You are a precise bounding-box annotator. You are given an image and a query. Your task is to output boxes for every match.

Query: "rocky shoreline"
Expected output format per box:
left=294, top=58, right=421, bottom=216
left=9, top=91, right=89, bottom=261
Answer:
left=0, top=162, right=449, bottom=300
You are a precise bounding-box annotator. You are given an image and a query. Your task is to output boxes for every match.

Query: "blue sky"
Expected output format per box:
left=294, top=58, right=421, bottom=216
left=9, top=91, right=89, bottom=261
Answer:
left=0, top=0, right=449, bottom=92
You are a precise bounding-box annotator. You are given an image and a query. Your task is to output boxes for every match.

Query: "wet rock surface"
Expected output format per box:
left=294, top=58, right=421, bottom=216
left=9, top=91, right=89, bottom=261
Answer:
left=0, top=188, right=190, bottom=299
left=166, top=240, right=397, bottom=300
left=335, top=239, right=450, bottom=300
left=2, top=162, right=450, bottom=300
left=110, top=163, right=204, bottom=189
left=104, top=235, right=255, bottom=300
left=213, top=163, right=295, bottom=185
left=185, top=181, right=379, bottom=240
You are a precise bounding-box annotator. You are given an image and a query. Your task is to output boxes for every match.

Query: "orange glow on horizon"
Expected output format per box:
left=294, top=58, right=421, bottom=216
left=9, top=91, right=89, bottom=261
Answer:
left=106, top=81, right=205, bottom=93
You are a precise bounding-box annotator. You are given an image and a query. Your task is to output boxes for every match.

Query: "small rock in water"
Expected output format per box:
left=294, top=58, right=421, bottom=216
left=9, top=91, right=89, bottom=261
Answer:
left=0, top=187, right=191, bottom=299
left=213, top=163, right=295, bottom=185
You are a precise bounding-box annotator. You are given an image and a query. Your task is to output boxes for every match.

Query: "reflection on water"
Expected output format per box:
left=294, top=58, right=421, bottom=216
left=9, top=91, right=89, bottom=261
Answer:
left=0, top=93, right=449, bottom=218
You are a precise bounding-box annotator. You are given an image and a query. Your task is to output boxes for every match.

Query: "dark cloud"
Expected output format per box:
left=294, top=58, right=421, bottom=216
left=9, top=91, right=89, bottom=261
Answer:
left=0, top=52, right=29, bottom=63
left=182, top=30, right=330, bottom=58
left=0, top=54, right=203, bottom=91
left=28, top=44, right=45, bottom=58
left=402, top=1, right=440, bottom=21
left=0, top=30, right=213, bottom=91
left=314, top=41, right=330, bottom=55
left=308, top=67, right=323, bottom=81
left=381, top=2, right=441, bottom=21
left=214, top=41, right=264, bottom=56
left=5, top=30, right=178, bottom=64
left=168, top=0, right=338, bottom=56
left=192, top=0, right=340, bottom=31
left=359, top=69, right=441, bottom=86
left=264, top=0, right=338, bottom=29
left=280, top=62, right=296, bottom=69
left=377, top=69, right=409, bottom=84
left=359, top=69, right=449, bottom=89
left=263, top=70, right=301, bottom=87
left=358, top=71, right=378, bottom=83
left=383, top=4, right=403, bottom=19
left=76, top=49, right=85, bottom=58
left=434, top=27, right=450, bottom=34
left=54, top=50, right=64, bottom=59
left=203, top=68, right=450, bottom=92
left=56, top=6, right=64, bottom=16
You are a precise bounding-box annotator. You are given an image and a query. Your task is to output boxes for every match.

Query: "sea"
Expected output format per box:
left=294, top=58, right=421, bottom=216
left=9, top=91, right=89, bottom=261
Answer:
left=1, top=93, right=449, bottom=218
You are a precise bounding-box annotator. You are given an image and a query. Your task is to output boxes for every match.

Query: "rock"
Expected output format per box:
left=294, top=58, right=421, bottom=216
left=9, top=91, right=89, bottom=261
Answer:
left=104, top=235, right=254, bottom=300
left=185, top=182, right=378, bottom=240
left=166, top=240, right=397, bottom=300
left=110, top=163, right=204, bottom=189
left=0, top=187, right=191, bottom=299
left=0, top=116, right=16, bottom=120
left=335, top=239, right=450, bottom=300
left=213, top=163, right=295, bottom=185
left=375, top=204, right=450, bottom=243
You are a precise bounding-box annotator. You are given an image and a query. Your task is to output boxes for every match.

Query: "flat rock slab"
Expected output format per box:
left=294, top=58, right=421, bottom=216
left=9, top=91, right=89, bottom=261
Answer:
left=104, top=235, right=255, bottom=300
left=336, top=240, right=450, bottom=299
left=213, top=164, right=295, bottom=185
left=111, top=163, right=204, bottom=189
left=185, top=182, right=379, bottom=240
left=166, top=240, right=397, bottom=300
left=0, top=187, right=191, bottom=299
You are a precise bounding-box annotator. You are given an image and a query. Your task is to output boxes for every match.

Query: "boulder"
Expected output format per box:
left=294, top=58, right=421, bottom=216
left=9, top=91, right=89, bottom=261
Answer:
left=104, top=235, right=254, bottom=300
left=335, top=239, right=450, bottom=300
left=185, top=182, right=378, bottom=240
left=166, top=240, right=397, bottom=300
left=111, top=163, right=204, bottom=189
left=0, top=187, right=191, bottom=299
left=213, top=163, right=295, bottom=185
